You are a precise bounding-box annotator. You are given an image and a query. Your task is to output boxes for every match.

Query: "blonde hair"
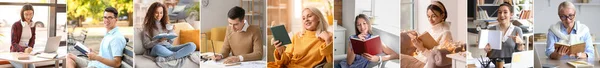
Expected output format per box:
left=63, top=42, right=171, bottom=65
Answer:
left=303, top=7, right=329, bottom=35
left=558, top=1, right=576, bottom=13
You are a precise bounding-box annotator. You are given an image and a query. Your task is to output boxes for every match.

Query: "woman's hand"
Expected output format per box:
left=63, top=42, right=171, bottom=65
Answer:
left=510, top=36, right=524, bottom=44
left=318, top=31, right=332, bottom=43
left=358, top=33, right=368, bottom=41
left=556, top=46, right=569, bottom=56
left=484, top=43, right=491, bottom=52
left=362, top=53, right=380, bottom=62
left=271, top=38, right=285, bottom=54
left=24, top=47, right=33, bottom=53
left=574, top=53, right=587, bottom=59
left=160, top=38, right=168, bottom=42
left=411, top=38, right=425, bottom=51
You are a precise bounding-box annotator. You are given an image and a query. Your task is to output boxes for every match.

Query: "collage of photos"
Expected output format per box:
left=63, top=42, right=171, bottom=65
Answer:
left=0, top=0, right=598, bottom=68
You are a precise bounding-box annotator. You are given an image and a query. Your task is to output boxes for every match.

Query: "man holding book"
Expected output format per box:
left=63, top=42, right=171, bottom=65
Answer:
left=211, top=6, right=263, bottom=64
left=66, top=7, right=127, bottom=68
left=545, top=1, right=594, bottom=60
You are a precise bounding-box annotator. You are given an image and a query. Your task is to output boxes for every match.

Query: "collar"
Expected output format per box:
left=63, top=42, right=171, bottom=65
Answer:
left=497, top=24, right=515, bottom=42
left=239, top=20, right=249, bottom=32
left=560, top=21, right=578, bottom=33
left=21, top=20, right=33, bottom=28
left=107, top=27, right=119, bottom=35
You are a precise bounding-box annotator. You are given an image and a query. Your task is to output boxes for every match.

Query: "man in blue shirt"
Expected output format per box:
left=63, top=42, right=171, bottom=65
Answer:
left=545, top=1, right=594, bottom=60
left=66, top=7, right=127, bottom=68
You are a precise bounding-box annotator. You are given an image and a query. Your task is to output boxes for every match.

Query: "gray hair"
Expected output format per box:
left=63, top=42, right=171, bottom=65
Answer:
left=558, top=1, right=576, bottom=13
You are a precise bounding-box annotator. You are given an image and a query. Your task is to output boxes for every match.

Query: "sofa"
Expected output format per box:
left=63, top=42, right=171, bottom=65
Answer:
left=133, top=22, right=200, bottom=68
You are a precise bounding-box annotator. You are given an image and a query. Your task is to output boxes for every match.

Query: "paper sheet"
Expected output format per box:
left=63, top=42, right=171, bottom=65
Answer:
left=478, top=30, right=502, bottom=50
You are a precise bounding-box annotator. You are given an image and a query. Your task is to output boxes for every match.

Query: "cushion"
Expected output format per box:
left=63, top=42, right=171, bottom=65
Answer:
left=179, top=29, right=201, bottom=51
left=172, top=23, right=194, bottom=45
left=209, top=26, right=227, bottom=41
left=133, top=28, right=145, bottom=54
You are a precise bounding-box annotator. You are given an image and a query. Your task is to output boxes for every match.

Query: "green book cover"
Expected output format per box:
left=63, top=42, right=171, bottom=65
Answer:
left=270, top=25, right=291, bottom=46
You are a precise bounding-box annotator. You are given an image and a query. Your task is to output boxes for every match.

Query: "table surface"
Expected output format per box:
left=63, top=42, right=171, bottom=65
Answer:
left=535, top=44, right=599, bottom=68
left=0, top=46, right=67, bottom=63
left=0, top=52, right=61, bottom=63
left=447, top=52, right=467, bottom=62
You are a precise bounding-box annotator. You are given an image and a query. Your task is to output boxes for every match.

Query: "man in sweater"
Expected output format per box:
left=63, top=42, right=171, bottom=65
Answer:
left=212, top=6, right=264, bottom=64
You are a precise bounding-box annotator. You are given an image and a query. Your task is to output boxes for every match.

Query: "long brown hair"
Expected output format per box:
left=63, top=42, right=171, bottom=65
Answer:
left=21, top=4, right=34, bottom=22
left=144, top=2, right=169, bottom=36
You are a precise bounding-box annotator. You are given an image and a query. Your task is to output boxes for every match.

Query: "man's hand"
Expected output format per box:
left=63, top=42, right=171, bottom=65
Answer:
left=211, top=54, right=223, bottom=60
left=223, top=56, right=240, bottom=64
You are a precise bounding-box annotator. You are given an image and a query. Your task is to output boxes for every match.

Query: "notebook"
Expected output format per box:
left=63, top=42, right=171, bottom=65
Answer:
left=350, top=35, right=382, bottom=55
left=270, top=25, right=291, bottom=46
left=418, top=32, right=438, bottom=50
left=153, top=33, right=178, bottom=39
left=478, top=30, right=502, bottom=50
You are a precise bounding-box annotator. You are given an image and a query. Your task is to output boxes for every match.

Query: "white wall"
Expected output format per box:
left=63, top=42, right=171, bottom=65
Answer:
left=341, top=0, right=400, bottom=53
left=415, top=0, right=468, bottom=42
left=201, top=0, right=240, bottom=32
left=534, top=0, right=600, bottom=39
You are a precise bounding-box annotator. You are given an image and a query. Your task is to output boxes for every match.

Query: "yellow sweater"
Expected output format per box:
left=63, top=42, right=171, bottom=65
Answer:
left=268, top=30, right=333, bottom=68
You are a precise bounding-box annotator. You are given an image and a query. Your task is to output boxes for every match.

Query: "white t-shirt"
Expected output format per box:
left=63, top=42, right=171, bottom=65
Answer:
left=19, top=21, right=33, bottom=47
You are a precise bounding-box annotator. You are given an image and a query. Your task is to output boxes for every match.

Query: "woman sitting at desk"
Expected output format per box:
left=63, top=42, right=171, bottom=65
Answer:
left=545, top=1, right=594, bottom=60
left=483, top=2, right=525, bottom=64
left=10, top=4, right=37, bottom=68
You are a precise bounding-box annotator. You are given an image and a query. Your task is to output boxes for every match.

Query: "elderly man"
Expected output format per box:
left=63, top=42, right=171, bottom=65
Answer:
left=212, top=6, right=264, bottom=64
left=545, top=1, right=594, bottom=60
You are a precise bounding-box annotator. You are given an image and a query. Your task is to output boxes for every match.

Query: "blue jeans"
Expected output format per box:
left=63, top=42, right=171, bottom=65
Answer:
left=150, top=42, right=196, bottom=59
left=10, top=61, right=34, bottom=68
left=339, top=54, right=370, bottom=68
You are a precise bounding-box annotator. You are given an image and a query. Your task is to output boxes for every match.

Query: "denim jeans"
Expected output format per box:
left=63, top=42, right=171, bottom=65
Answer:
left=10, top=61, right=34, bottom=68
left=150, top=42, right=197, bottom=59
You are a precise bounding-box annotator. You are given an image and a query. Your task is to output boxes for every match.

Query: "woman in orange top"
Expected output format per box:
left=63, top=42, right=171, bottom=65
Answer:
left=268, top=7, right=334, bottom=68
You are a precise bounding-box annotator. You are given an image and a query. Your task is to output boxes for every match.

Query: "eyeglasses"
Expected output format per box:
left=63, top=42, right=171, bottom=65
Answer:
left=103, top=16, right=115, bottom=19
left=559, top=14, right=575, bottom=19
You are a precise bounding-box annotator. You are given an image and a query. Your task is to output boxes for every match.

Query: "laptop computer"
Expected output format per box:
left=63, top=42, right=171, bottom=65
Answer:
left=44, top=36, right=61, bottom=53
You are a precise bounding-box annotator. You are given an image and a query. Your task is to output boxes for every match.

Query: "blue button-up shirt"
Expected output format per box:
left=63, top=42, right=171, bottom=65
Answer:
left=88, top=27, right=127, bottom=68
left=545, top=23, right=594, bottom=59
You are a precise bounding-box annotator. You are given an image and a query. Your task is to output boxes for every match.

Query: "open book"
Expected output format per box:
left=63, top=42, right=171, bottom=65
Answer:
left=478, top=30, right=502, bottom=50
left=350, top=35, right=382, bottom=55
left=153, top=33, right=178, bottom=39
left=270, top=25, right=291, bottom=46
left=418, top=32, right=438, bottom=50
left=74, top=42, right=90, bottom=55
left=554, top=40, right=586, bottom=54
left=567, top=61, right=593, bottom=68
